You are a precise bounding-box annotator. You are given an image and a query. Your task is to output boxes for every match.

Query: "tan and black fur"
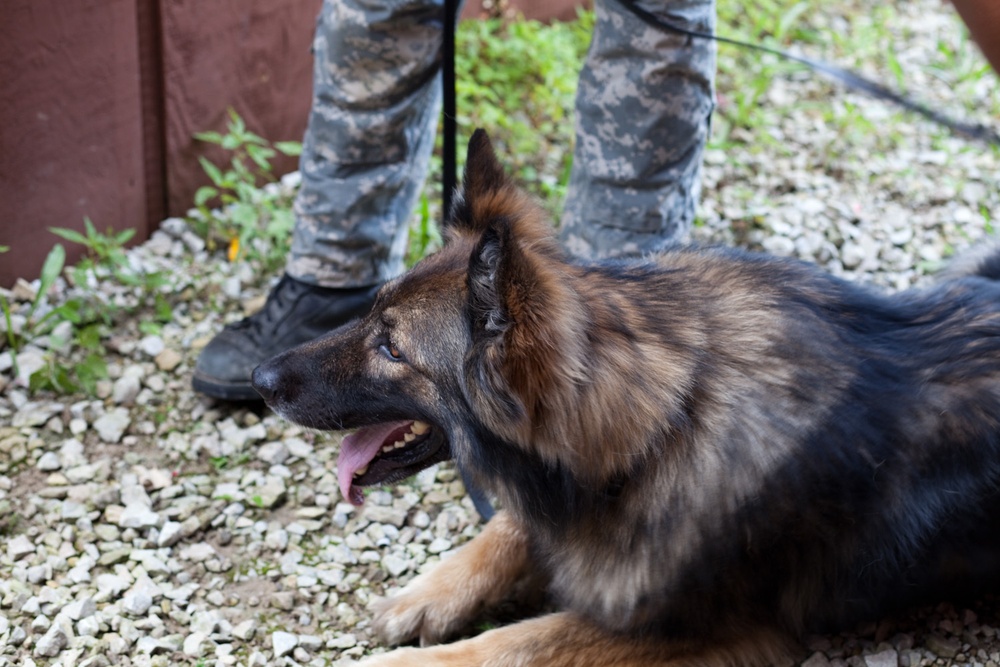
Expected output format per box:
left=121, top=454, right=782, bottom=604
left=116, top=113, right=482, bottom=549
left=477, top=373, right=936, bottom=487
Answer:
left=252, top=130, right=1000, bottom=666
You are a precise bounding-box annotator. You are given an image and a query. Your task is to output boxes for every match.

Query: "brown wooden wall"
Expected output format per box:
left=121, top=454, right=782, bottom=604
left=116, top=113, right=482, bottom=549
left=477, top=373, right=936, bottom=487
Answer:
left=0, top=0, right=585, bottom=288
left=1, top=0, right=152, bottom=288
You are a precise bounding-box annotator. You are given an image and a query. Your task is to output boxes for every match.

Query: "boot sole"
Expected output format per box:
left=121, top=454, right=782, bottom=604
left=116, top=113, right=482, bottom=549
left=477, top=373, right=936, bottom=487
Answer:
left=192, top=372, right=264, bottom=402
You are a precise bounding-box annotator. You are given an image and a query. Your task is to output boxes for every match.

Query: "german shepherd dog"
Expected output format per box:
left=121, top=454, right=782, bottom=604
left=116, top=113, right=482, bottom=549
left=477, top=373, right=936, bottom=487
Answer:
left=252, top=130, right=1000, bottom=666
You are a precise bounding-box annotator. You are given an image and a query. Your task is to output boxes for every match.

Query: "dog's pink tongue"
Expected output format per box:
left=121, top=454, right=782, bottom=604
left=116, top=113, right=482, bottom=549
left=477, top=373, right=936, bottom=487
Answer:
left=338, top=421, right=410, bottom=506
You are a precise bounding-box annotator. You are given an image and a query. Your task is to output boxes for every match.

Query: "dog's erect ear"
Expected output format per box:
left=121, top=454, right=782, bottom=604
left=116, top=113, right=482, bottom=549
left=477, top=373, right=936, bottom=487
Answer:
left=463, top=129, right=509, bottom=201
left=445, top=130, right=515, bottom=237
left=463, top=214, right=585, bottom=432
left=467, top=217, right=517, bottom=348
left=463, top=217, right=524, bottom=422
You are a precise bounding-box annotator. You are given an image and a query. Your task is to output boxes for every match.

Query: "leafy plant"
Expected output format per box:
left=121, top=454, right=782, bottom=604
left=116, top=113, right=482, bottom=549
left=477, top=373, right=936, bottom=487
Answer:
left=50, top=217, right=143, bottom=287
left=28, top=243, right=65, bottom=322
left=191, top=109, right=302, bottom=270
left=453, top=11, right=592, bottom=209
left=2, top=220, right=174, bottom=396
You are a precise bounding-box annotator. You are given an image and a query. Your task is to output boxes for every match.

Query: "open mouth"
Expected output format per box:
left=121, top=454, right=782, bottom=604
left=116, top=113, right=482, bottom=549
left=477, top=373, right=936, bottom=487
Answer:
left=338, top=420, right=450, bottom=506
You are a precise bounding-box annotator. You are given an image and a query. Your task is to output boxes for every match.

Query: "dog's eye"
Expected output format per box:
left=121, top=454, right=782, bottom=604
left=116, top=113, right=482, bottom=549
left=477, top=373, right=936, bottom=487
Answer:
left=379, top=343, right=405, bottom=362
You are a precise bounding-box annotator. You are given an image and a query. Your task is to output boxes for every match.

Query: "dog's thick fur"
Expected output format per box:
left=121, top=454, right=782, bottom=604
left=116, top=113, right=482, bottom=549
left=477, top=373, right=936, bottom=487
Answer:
left=253, top=131, right=1000, bottom=666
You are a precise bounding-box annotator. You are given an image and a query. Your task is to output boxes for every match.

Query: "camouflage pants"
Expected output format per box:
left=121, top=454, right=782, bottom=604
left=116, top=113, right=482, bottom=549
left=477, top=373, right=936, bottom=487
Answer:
left=287, top=0, right=716, bottom=287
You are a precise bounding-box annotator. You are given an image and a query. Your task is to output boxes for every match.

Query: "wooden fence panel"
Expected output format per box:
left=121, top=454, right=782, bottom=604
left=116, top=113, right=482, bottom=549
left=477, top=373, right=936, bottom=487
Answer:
left=0, top=0, right=150, bottom=287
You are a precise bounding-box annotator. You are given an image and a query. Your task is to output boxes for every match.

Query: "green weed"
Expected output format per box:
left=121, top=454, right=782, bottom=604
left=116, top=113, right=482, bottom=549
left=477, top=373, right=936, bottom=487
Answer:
left=2, top=220, right=177, bottom=396
left=191, top=109, right=302, bottom=271
left=50, top=218, right=140, bottom=287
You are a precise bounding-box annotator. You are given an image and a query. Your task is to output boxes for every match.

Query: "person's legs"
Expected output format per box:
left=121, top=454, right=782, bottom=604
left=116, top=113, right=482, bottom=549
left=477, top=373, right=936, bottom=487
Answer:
left=559, top=0, right=716, bottom=260
left=194, top=0, right=444, bottom=401
left=289, top=0, right=445, bottom=288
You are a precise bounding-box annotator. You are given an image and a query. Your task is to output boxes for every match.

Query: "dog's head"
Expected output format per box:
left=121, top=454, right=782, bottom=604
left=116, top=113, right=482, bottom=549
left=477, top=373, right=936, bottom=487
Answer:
left=253, top=131, right=590, bottom=505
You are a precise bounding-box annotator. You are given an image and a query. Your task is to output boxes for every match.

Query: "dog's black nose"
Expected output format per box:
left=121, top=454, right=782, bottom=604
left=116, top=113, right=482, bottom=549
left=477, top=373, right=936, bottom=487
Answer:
left=250, top=363, right=279, bottom=402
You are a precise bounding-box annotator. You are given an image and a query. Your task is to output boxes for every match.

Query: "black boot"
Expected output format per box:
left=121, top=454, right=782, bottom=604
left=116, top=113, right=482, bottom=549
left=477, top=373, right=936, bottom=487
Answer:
left=193, top=274, right=380, bottom=401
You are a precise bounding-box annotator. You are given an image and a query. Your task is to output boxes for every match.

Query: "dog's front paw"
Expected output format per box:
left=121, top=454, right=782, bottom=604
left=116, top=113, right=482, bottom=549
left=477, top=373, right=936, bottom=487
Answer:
left=372, top=512, right=531, bottom=648
left=372, top=578, right=474, bottom=647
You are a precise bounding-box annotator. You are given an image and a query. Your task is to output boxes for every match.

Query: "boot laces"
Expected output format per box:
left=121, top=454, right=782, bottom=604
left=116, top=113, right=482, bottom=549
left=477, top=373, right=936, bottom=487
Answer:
left=229, top=275, right=304, bottom=339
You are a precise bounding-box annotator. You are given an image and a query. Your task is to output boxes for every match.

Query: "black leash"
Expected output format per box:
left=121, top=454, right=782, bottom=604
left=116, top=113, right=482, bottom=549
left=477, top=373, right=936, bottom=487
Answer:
left=615, top=0, right=1000, bottom=147
left=443, top=0, right=459, bottom=223
left=442, top=0, right=495, bottom=522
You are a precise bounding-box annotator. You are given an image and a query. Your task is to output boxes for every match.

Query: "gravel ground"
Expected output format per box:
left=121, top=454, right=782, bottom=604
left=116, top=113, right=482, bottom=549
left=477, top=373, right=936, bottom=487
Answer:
left=2, top=2, right=1000, bottom=665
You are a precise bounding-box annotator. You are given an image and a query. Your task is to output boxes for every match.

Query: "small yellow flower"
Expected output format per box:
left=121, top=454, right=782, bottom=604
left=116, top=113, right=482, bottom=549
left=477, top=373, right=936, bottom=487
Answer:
left=227, top=237, right=240, bottom=262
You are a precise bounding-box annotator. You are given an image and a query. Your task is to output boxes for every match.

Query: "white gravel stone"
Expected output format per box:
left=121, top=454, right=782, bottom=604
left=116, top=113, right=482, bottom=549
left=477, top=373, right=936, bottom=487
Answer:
left=26, top=565, right=49, bottom=584
left=95, top=573, right=129, bottom=598
left=285, top=437, right=313, bottom=458
left=180, top=542, right=216, bottom=562
left=257, top=441, right=290, bottom=465
left=118, top=503, right=161, bottom=528
left=63, top=598, right=97, bottom=621
left=222, top=276, right=242, bottom=299
left=36, top=451, right=61, bottom=471
left=122, top=592, right=154, bottom=616
left=103, top=632, right=129, bottom=655
left=13, top=401, right=62, bottom=428
left=329, top=633, right=357, bottom=649
left=59, top=438, right=87, bottom=467
left=112, top=375, right=142, bottom=406
left=272, top=631, right=299, bottom=657
left=254, top=476, right=287, bottom=509
left=34, top=615, right=73, bottom=657
left=77, top=615, right=101, bottom=637
left=158, top=520, right=183, bottom=547
left=145, top=230, right=175, bottom=256
left=233, top=619, right=258, bottom=641
left=762, top=235, right=796, bottom=256
left=864, top=648, right=899, bottom=667
left=181, top=230, right=206, bottom=253
left=138, top=335, right=165, bottom=357
left=7, top=535, right=35, bottom=561
left=428, top=537, right=452, bottom=554
left=363, top=505, right=407, bottom=528
left=381, top=554, right=410, bottom=577
left=67, top=558, right=95, bottom=584
left=12, top=348, right=46, bottom=386
left=93, top=408, right=131, bottom=443
left=160, top=217, right=190, bottom=237
left=145, top=374, right=166, bottom=392
left=183, top=631, right=212, bottom=657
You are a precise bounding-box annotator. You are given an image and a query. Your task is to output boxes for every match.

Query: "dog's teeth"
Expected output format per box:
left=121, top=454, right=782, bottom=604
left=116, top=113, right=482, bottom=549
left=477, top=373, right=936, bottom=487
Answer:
left=411, top=421, right=430, bottom=435
left=381, top=440, right=406, bottom=454
left=354, top=465, right=368, bottom=477
left=404, top=433, right=416, bottom=443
